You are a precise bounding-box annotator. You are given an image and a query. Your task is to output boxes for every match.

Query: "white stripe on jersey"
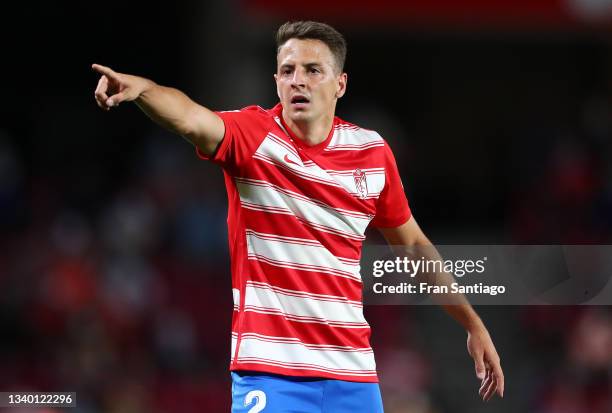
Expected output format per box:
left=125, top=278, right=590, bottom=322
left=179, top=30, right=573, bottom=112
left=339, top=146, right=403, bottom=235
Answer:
left=245, top=230, right=361, bottom=282
left=243, top=281, right=368, bottom=328
left=246, top=281, right=362, bottom=306
left=237, top=334, right=376, bottom=375
left=233, top=288, right=240, bottom=311
left=324, top=168, right=386, bottom=198
left=253, top=135, right=343, bottom=188
left=325, top=126, right=385, bottom=151
left=241, top=332, right=372, bottom=352
left=235, top=358, right=378, bottom=377
left=236, top=178, right=372, bottom=240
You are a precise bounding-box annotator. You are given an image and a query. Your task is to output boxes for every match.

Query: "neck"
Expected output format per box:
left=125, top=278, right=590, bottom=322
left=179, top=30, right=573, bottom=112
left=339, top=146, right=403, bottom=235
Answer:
left=281, top=112, right=334, bottom=146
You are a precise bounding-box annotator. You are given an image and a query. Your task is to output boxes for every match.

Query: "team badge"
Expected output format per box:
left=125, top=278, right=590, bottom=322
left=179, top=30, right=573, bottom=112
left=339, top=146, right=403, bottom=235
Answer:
left=353, top=168, right=368, bottom=199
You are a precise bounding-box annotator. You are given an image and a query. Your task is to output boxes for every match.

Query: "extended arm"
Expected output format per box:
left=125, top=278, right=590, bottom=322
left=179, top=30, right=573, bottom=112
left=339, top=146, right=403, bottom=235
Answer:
left=379, top=218, right=504, bottom=401
left=92, top=64, right=224, bottom=156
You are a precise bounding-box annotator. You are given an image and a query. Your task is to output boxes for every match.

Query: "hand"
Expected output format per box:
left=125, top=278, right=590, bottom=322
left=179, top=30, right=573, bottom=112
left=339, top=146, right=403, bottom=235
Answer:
left=92, top=64, right=151, bottom=111
left=467, top=326, right=504, bottom=401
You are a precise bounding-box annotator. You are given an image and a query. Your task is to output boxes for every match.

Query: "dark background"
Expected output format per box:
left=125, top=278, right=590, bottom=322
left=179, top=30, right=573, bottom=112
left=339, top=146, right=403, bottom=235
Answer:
left=0, top=1, right=611, bottom=412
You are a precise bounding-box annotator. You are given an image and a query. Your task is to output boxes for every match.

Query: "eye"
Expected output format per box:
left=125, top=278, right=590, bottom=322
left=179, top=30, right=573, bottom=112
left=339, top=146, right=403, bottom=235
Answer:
left=309, top=67, right=320, bottom=74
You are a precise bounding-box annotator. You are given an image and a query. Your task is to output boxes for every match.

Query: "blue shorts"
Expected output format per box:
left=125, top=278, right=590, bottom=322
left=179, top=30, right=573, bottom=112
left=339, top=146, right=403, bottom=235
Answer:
left=231, top=371, right=384, bottom=413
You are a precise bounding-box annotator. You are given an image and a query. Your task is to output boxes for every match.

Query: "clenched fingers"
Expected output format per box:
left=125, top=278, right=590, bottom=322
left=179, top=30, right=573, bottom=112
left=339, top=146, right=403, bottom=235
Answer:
left=479, top=369, right=492, bottom=399
left=94, top=75, right=110, bottom=111
left=482, top=370, right=497, bottom=401
left=493, top=362, right=504, bottom=398
left=478, top=364, right=503, bottom=402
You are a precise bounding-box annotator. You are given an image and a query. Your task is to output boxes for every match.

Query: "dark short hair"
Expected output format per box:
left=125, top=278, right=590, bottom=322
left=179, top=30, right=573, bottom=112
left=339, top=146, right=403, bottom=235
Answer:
left=276, top=21, right=347, bottom=73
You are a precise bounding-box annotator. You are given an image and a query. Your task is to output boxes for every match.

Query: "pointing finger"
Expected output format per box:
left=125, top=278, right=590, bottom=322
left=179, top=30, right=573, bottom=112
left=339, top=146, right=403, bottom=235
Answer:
left=92, top=63, right=119, bottom=82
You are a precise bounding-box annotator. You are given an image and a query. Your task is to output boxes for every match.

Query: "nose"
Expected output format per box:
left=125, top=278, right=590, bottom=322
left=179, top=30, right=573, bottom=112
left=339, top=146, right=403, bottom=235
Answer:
left=291, top=68, right=306, bottom=88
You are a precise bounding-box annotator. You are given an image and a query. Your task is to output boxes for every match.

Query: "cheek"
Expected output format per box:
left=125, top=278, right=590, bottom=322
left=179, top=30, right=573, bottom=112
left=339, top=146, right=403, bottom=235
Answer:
left=277, top=82, right=289, bottom=98
left=323, top=84, right=338, bottom=100
left=282, top=81, right=293, bottom=91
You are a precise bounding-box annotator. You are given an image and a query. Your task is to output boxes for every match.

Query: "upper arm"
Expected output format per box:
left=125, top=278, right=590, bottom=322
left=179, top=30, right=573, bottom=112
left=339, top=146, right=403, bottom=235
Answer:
left=369, top=141, right=411, bottom=227
left=192, top=106, right=272, bottom=170
left=378, top=216, right=432, bottom=246
left=184, top=104, right=226, bottom=156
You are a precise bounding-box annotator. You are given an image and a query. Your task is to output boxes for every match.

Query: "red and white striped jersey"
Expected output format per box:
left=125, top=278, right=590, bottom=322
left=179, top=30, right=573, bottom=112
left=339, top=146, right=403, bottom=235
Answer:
left=197, top=103, right=411, bottom=382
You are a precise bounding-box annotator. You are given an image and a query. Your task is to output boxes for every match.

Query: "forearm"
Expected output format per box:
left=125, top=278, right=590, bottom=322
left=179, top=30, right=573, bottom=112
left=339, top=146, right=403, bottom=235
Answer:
left=414, top=240, right=486, bottom=332
left=380, top=219, right=485, bottom=333
left=131, top=80, right=224, bottom=154
left=413, top=241, right=484, bottom=326
left=441, top=303, right=486, bottom=333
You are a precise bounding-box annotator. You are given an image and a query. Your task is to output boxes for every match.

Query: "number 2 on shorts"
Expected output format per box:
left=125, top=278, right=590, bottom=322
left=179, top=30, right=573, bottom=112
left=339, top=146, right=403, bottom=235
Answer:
left=245, top=390, right=267, bottom=413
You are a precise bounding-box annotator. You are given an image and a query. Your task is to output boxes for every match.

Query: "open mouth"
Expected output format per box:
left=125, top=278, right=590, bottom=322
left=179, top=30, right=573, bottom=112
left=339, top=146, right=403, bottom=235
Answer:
left=291, top=95, right=310, bottom=105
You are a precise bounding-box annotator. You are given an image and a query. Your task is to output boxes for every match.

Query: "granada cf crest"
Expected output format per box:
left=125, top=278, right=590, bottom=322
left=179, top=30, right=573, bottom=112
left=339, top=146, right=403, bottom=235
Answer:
left=353, top=168, right=368, bottom=199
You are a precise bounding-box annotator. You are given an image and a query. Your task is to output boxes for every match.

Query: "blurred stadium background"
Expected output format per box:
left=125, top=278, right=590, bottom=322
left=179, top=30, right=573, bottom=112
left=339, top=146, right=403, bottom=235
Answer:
left=1, top=1, right=611, bottom=412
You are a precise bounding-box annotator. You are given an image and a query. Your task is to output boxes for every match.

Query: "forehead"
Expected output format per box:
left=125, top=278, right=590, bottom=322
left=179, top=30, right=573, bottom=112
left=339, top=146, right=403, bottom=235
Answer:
left=277, top=38, right=335, bottom=67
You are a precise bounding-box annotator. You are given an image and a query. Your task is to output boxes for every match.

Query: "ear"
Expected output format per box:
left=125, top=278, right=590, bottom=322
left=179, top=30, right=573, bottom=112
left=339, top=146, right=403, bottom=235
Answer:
left=274, top=73, right=281, bottom=99
left=335, top=72, right=348, bottom=99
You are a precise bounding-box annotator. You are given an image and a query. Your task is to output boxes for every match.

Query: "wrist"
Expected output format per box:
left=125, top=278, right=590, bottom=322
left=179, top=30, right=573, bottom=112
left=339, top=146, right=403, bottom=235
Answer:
left=465, top=316, right=486, bottom=335
left=136, top=78, right=156, bottom=101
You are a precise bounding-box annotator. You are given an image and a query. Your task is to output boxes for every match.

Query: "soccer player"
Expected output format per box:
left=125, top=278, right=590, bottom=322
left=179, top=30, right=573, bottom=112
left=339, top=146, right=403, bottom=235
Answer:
left=93, top=20, right=504, bottom=412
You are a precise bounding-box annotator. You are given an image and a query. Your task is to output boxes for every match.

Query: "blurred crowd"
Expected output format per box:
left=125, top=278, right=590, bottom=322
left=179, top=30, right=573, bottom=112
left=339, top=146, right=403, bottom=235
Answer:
left=509, top=94, right=612, bottom=244
left=0, top=132, right=234, bottom=412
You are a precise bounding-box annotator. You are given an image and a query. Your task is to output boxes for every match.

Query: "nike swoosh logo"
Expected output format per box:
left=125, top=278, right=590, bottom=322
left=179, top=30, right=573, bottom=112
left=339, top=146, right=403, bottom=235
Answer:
left=284, top=154, right=300, bottom=166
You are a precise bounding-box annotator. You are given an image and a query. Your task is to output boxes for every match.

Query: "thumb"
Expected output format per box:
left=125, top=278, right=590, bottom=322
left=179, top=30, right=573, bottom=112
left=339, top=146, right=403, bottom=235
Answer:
left=474, top=358, right=486, bottom=380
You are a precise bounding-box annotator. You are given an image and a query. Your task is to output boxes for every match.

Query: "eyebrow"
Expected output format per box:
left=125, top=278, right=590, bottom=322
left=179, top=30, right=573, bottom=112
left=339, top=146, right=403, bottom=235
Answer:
left=278, top=62, right=323, bottom=71
left=305, top=63, right=323, bottom=70
left=279, top=62, right=323, bottom=70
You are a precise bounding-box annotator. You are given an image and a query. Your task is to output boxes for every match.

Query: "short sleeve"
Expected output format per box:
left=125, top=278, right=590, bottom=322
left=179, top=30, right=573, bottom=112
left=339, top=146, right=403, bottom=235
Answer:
left=196, top=106, right=271, bottom=170
left=370, top=141, right=412, bottom=228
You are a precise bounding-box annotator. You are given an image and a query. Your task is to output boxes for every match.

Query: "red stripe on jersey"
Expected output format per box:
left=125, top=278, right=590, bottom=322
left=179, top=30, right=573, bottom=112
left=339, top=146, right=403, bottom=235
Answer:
left=244, top=258, right=363, bottom=302
left=240, top=208, right=363, bottom=260
left=235, top=311, right=373, bottom=350
left=230, top=361, right=378, bottom=383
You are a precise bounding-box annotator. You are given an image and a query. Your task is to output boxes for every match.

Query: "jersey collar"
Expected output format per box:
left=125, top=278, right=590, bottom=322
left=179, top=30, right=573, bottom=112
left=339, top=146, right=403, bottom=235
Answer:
left=271, top=103, right=337, bottom=156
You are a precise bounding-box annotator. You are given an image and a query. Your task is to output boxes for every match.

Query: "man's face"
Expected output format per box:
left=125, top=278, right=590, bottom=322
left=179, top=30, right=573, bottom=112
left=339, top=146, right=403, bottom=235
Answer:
left=275, top=38, right=347, bottom=125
